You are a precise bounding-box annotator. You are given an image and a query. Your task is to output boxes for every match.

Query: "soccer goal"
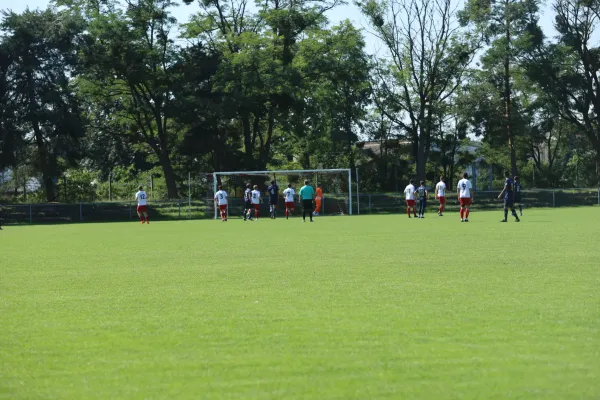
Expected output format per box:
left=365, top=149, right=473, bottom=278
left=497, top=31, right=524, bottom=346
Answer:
left=211, top=169, right=353, bottom=219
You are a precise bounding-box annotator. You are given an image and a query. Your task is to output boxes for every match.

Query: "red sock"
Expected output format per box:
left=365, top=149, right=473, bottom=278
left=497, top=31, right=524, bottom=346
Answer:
left=145, top=216, right=149, bottom=222
left=139, top=215, right=144, bottom=222
left=439, top=206, right=443, bottom=213
left=407, top=207, right=410, bottom=216
left=460, top=208, right=464, bottom=219
left=466, top=208, right=470, bottom=218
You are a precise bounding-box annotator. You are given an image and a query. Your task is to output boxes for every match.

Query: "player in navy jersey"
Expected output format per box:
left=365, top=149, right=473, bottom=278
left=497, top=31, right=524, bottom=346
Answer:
left=267, top=180, right=279, bottom=219
left=416, top=181, right=428, bottom=218
left=514, top=176, right=523, bottom=216
left=243, top=183, right=253, bottom=221
left=498, top=171, right=520, bottom=222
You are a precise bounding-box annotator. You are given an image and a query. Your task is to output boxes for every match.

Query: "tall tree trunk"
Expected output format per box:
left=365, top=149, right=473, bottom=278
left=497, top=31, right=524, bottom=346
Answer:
left=504, top=13, right=518, bottom=177
left=158, top=146, right=178, bottom=199
left=27, top=71, right=54, bottom=202
left=242, top=112, right=253, bottom=168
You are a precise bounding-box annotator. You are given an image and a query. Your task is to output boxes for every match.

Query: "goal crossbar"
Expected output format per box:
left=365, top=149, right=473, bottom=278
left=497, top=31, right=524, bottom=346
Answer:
left=212, top=168, right=353, bottom=218
left=215, top=168, right=351, bottom=176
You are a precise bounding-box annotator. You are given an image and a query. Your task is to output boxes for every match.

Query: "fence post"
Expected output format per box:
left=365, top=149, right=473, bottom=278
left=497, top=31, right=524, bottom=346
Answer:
left=368, top=194, right=372, bottom=213
left=188, top=172, right=191, bottom=219
left=109, top=173, right=112, bottom=201
left=552, top=190, right=556, bottom=207
left=178, top=201, right=181, bottom=218
left=129, top=202, right=132, bottom=220
left=598, top=187, right=599, bottom=206
left=80, top=202, right=83, bottom=222
left=29, top=204, right=32, bottom=224
left=356, top=167, right=360, bottom=215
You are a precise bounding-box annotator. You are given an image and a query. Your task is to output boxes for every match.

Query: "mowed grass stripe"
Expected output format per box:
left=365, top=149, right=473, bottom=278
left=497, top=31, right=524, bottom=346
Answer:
left=1, top=208, right=599, bottom=399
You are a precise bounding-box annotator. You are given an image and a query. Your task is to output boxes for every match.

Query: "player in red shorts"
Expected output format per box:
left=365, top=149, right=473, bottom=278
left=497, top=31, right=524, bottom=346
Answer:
left=282, top=183, right=296, bottom=219
left=404, top=179, right=417, bottom=218
left=435, top=176, right=447, bottom=216
left=135, top=186, right=149, bottom=224
left=456, top=172, right=473, bottom=222
left=250, top=185, right=263, bottom=220
left=214, top=185, right=228, bottom=221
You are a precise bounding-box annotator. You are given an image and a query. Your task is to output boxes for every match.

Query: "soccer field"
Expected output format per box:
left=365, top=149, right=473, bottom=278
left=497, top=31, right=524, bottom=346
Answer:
left=1, top=208, right=599, bottom=399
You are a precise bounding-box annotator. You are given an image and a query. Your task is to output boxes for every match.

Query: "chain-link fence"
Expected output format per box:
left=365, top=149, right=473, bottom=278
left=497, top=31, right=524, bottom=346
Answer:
left=353, top=188, right=600, bottom=214
left=0, top=188, right=598, bottom=224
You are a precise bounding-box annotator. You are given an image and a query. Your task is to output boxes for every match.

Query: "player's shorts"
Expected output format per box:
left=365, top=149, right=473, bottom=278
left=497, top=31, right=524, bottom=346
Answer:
left=459, top=198, right=471, bottom=207
left=504, top=198, right=514, bottom=208
left=514, top=195, right=521, bottom=203
left=245, top=201, right=252, bottom=209
left=219, top=205, right=227, bottom=211
left=285, top=201, right=295, bottom=210
left=302, top=199, right=313, bottom=210
left=438, top=196, right=446, bottom=204
left=253, top=204, right=261, bottom=211
left=406, top=199, right=416, bottom=206
left=269, top=197, right=278, bottom=206
left=137, top=205, right=147, bottom=213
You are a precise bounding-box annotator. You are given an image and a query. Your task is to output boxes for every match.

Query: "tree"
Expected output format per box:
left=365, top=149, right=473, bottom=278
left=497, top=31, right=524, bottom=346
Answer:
left=359, top=0, right=478, bottom=181
left=0, top=8, right=86, bottom=201
left=75, top=0, right=183, bottom=198
left=460, top=0, right=543, bottom=177
left=526, top=0, right=600, bottom=185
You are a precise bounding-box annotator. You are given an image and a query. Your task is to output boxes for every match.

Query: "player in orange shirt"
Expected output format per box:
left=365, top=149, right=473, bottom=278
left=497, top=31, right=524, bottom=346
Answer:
left=313, top=184, right=323, bottom=216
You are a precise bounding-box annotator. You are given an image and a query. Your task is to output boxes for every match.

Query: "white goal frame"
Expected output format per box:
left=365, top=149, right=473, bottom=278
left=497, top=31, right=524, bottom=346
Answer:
left=213, top=168, right=353, bottom=219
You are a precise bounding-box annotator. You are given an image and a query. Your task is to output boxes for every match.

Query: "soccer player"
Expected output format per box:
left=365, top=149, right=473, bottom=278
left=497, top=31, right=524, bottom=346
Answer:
left=435, top=176, right=447, bottom=216
left=214, top=184, right=228, bottom=222
left=457, top=172, right=473, bottom=222
left=404, top=179, right=417, bottom=218
left=416, top=181, right=428, bottom=218
left=267, top=179, right=279, bottom=219
left=135, top=185, right=149, bottom=224
left=498, top=171, right=520, bottom=222
left=282, top=183, right=296, bottom=219
left=514, top=175, right=523, bottom=216
left=243, top=183, right=253, bottom=221
left=299, top=180, right=315, bottom=222
left=251, top=185, right=262, bottom=220
left=314, top=184, right=323, bottom=216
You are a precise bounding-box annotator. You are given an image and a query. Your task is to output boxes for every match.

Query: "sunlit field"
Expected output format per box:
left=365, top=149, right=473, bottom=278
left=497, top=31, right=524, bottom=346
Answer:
left=1, top=208, right=599, bottom=399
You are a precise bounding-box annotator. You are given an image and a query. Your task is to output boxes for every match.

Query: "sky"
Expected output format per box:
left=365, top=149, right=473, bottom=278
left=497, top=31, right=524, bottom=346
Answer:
left=0, top=0, right=561, bottom=55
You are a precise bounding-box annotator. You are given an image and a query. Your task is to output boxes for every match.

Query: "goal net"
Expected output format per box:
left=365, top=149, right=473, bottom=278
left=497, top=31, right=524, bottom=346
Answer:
left=210, top=169, right=352, bottom=219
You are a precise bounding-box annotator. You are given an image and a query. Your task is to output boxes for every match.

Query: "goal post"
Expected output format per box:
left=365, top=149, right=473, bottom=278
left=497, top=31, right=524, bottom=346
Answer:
left=211, top=169, right=352, bottom=219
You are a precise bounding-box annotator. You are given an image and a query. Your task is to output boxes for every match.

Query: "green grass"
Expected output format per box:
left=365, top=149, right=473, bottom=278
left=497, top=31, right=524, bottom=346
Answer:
left=1, top=208, right=599, bottom=399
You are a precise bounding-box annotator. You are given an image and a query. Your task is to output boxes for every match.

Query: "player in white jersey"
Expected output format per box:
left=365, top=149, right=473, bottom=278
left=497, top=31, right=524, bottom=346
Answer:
left=457, top=172, right=474, bottom=222
left=214, top=185, right=228, bottom=221
left=282, top=183, right=296, bottom=219
left=435, top=176, right=447, bottom=216
left=250, top=185, right=263, bottom=220
left=135, top=185, right=149, bottom=224
left=404, top=179, right=417, bottom=218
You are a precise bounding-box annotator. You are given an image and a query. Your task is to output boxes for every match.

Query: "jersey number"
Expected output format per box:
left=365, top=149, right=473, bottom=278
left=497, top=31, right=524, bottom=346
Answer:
left=462, top=183, right=466, bottom=189
left=219, top=194, right=224, bottom=199
left=253, top=193, right=258, bottom=199
left=139, top=194, right=146, bottom=199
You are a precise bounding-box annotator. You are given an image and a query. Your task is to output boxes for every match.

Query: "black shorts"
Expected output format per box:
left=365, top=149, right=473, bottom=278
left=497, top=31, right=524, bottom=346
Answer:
left=244, top=201, right=252, bottom=209
left=302, top=199, right=313, bottom=210
left=504, top=198, right=514, bottom=208
left=269, top=197, right=278, bottom=206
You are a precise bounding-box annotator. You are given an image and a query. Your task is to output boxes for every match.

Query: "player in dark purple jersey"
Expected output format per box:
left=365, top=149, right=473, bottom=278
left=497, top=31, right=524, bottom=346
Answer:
left=243, top=183, right=253, bottom=221
left=498, top=170, right=520, bottom=222
left=267, top=180, right=279, bottom=219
